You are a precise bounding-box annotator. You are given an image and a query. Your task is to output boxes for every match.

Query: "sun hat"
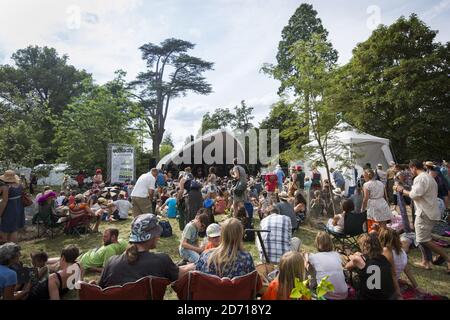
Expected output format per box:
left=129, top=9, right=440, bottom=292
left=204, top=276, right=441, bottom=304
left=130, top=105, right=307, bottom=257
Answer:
left=278, top=191, right=289, bottom=200
left=97, top=197, right=107, bottom=205
left=0, top=170, right=20, bottom=184
left=75, top=194, right=85, bottom=201
left=37, top=191, right=57, bottom=205
left=425, top=161, right=434, bottom=167
left=129, top=214, right=163, bottom=243
left=333, top=188, right=344, bottom=197
left=206, top=223, right=221, bottom=238
left=377, top=164, right=383, bottom=168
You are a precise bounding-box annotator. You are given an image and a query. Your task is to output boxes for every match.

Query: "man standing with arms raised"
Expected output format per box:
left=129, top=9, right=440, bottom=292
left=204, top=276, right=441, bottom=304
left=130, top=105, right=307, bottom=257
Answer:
left=131, top=168, right=158, bottom=217
left=396, top=160, right=450, bottom=273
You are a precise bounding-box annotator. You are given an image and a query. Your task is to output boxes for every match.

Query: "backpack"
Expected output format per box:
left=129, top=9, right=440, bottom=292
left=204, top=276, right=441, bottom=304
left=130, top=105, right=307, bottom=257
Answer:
left=159, top=220, right=173, bottom=237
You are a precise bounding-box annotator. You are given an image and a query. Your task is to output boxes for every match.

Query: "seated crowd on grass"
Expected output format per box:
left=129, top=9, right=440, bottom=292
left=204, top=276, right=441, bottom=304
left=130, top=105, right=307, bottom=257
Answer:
left=0, top=159, right=449, bottom=300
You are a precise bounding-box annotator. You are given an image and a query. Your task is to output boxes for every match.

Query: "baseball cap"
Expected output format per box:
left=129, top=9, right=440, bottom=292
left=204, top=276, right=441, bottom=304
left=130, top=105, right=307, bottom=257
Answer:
left=204, top=198, right=214, bottom=209
left=206, top=223, right=221, bottom=238
left=129, top=214, right=163, bottom=243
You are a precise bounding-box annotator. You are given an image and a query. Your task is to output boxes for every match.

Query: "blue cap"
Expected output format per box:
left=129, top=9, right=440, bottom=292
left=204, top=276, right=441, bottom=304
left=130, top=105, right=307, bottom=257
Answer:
left=204, top=198, right=214, bottom=209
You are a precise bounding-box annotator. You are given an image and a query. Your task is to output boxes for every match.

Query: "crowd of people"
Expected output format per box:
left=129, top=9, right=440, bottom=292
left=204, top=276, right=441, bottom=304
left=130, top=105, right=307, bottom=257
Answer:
left=0, top=158, right=449, bottom=300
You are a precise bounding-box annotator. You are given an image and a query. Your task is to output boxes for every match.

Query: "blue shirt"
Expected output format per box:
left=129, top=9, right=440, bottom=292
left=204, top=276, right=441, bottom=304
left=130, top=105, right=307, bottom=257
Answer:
left=333, top=171, right=345, bottom=187
left=276, top=169, right=285, bottom=185
left=196, top=249, right=255, bottom=278
left=0, top=265, right=17, bottom=293
left=166, top=197, right=177, bottom=218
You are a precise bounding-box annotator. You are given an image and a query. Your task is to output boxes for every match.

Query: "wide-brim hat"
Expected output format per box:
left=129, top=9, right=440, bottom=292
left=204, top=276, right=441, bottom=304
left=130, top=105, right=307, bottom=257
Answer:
left=278, top=192, right=289, bottom=200
left=37, top=191, right=57, bottom=204
left=0, top=170, right=20, bottom=184
left=425, top=161, right=434, bottom=167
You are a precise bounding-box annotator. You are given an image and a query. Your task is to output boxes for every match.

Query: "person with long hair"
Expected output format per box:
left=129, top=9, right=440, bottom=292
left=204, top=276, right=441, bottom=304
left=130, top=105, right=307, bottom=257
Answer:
left=195, top=218, right=255, bottom=278
left=262, top=251, right=306, bottom=300
left=379, top=228, right=418, bottom=291
left=98, top=214, right=194, bottom=288
left=345, top=233, right=398, bottom=300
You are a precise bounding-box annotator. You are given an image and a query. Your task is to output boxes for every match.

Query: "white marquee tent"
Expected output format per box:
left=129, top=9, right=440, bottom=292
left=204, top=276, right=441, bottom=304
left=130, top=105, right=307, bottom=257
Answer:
left=157, top=129, right=246, bottom=173
left=302, top=122, right=395, bottom=191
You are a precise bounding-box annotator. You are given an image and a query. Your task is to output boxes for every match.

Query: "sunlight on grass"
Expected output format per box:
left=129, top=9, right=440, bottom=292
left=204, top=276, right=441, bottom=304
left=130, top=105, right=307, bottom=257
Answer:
left=19, top=214, right=449, bottom=300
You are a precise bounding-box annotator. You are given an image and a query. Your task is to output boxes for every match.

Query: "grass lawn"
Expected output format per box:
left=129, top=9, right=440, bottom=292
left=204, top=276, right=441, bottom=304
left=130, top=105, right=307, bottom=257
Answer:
left=18, top=213, right=449, bottom=300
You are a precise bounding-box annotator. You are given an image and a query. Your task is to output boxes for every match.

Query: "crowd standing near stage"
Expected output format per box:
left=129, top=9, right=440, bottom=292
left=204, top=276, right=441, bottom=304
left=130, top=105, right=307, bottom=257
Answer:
left=0, top=159, right=449, bottom=300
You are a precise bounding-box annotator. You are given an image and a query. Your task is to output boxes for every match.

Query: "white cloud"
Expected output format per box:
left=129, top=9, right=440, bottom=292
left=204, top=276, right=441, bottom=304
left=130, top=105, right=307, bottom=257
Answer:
left=0, top=0, right=448, bottom=151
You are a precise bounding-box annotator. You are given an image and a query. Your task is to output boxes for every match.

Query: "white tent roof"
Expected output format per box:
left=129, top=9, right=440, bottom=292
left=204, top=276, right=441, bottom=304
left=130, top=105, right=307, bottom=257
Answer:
left=157, top=129, right=245, bottom=169
left=303, top=122, right=394, bottom=192
left=307, top=121, right=390, bottom=147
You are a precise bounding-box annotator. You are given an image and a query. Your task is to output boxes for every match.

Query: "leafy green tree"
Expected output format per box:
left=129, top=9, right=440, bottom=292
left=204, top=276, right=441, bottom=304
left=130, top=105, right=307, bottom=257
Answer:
left=263, top=3, right=337, bottom=95
left=160, top=144, right=174, bottom=159
left=0, top=118, right=44, bottom=168
left=0, top=46, right=91, bottom=162
left=231, top=100, right=254, bottom=132
left=259, top=100, right=302, bottom=162
left=130, top=38, right=214, bottom=161
left=198, top=108, right=234, bottom=136
left=331, top=15, right=450, bottom=161
left=55, top=73, right=139, bottom=171
left=162, top=133, right=175, bottom=148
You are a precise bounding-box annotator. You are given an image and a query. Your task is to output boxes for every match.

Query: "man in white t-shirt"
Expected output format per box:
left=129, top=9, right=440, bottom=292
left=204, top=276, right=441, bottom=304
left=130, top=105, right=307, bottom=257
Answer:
left=113, top=193, right=133, bottom=219
left=131, top=168, right=158, bottom=217
left=397, top=160, right=449, bottom=272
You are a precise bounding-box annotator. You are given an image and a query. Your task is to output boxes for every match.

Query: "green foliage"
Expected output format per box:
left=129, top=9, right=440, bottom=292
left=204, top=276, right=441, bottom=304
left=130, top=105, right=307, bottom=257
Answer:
left=160, top=144, right=174, bottom=159
left=263, top=3, right=338, bottom=96
left=260, top=100, right=306, bottom=162
left=198, top=100, right=254, bottom=136
left=290, top=278, right=312, bottom=300
left=55, top=73, right=139, bottom=172
left=131, top=38, right=214, bottom=160
left=331, top=14, right=450, bottom=161
left=162, top=133, right=175, bottom=148
left=0, top=46, right=91, bottom=162
left=0, top=118, right=44, bottom=167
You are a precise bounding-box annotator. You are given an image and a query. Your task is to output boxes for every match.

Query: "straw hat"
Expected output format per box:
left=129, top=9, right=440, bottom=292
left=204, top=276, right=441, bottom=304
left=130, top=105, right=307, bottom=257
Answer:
left=278, top=191, right=290, bottom=201
left=333, top=188, right=344, bottom=197
left=425, top=161, right=434, bottom=168
left=0, top=170, right=20, bottom=184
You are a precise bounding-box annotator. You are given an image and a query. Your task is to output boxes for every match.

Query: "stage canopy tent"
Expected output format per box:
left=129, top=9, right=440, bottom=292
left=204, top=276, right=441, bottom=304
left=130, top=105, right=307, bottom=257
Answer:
left=157, top=129, right=245, bottom=177
left=302, top=121, right=394, bottom=189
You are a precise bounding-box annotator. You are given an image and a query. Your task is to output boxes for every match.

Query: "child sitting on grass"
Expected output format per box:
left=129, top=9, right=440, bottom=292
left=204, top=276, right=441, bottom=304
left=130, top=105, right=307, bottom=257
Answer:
left=30, top=251, right=49, bottom=284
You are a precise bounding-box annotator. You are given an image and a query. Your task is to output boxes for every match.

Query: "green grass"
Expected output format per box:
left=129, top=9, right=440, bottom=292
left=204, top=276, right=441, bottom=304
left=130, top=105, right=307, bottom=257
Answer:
left=19, top=214, right=449, bottom=300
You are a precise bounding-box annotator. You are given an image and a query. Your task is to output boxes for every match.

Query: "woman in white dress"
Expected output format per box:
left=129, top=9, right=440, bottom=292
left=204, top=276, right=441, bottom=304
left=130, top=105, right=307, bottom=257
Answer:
left=362, top=169, right=392, bottom=232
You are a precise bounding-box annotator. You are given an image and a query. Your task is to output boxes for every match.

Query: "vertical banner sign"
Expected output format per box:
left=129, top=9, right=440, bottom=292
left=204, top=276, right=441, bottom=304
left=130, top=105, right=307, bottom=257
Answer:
left=109, top=145, right=135, bottom=184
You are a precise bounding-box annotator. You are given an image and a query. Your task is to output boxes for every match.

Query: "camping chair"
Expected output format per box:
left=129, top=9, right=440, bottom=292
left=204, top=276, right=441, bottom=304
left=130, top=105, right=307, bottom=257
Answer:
left=171, top=270, right=262, bottom=300
left=64, top=213, right=92, bottom=236
left=33, top=210, right=64, bottom=239
left=326, top=211, right=367, bottom=253
left=78, top=276, right=170, bottom=300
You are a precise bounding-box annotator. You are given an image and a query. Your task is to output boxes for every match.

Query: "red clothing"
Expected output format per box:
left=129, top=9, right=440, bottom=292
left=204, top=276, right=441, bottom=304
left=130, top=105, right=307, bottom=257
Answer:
left=265, top=174, right=277, bottom=192
left=68, top=196, right=75, bottom=206
left=214, top=197, right=226, bottom=214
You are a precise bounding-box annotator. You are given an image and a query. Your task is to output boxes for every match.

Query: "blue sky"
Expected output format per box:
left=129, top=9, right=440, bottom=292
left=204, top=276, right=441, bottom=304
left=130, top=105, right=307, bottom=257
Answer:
left=0, top=0, right=449, bottom=149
